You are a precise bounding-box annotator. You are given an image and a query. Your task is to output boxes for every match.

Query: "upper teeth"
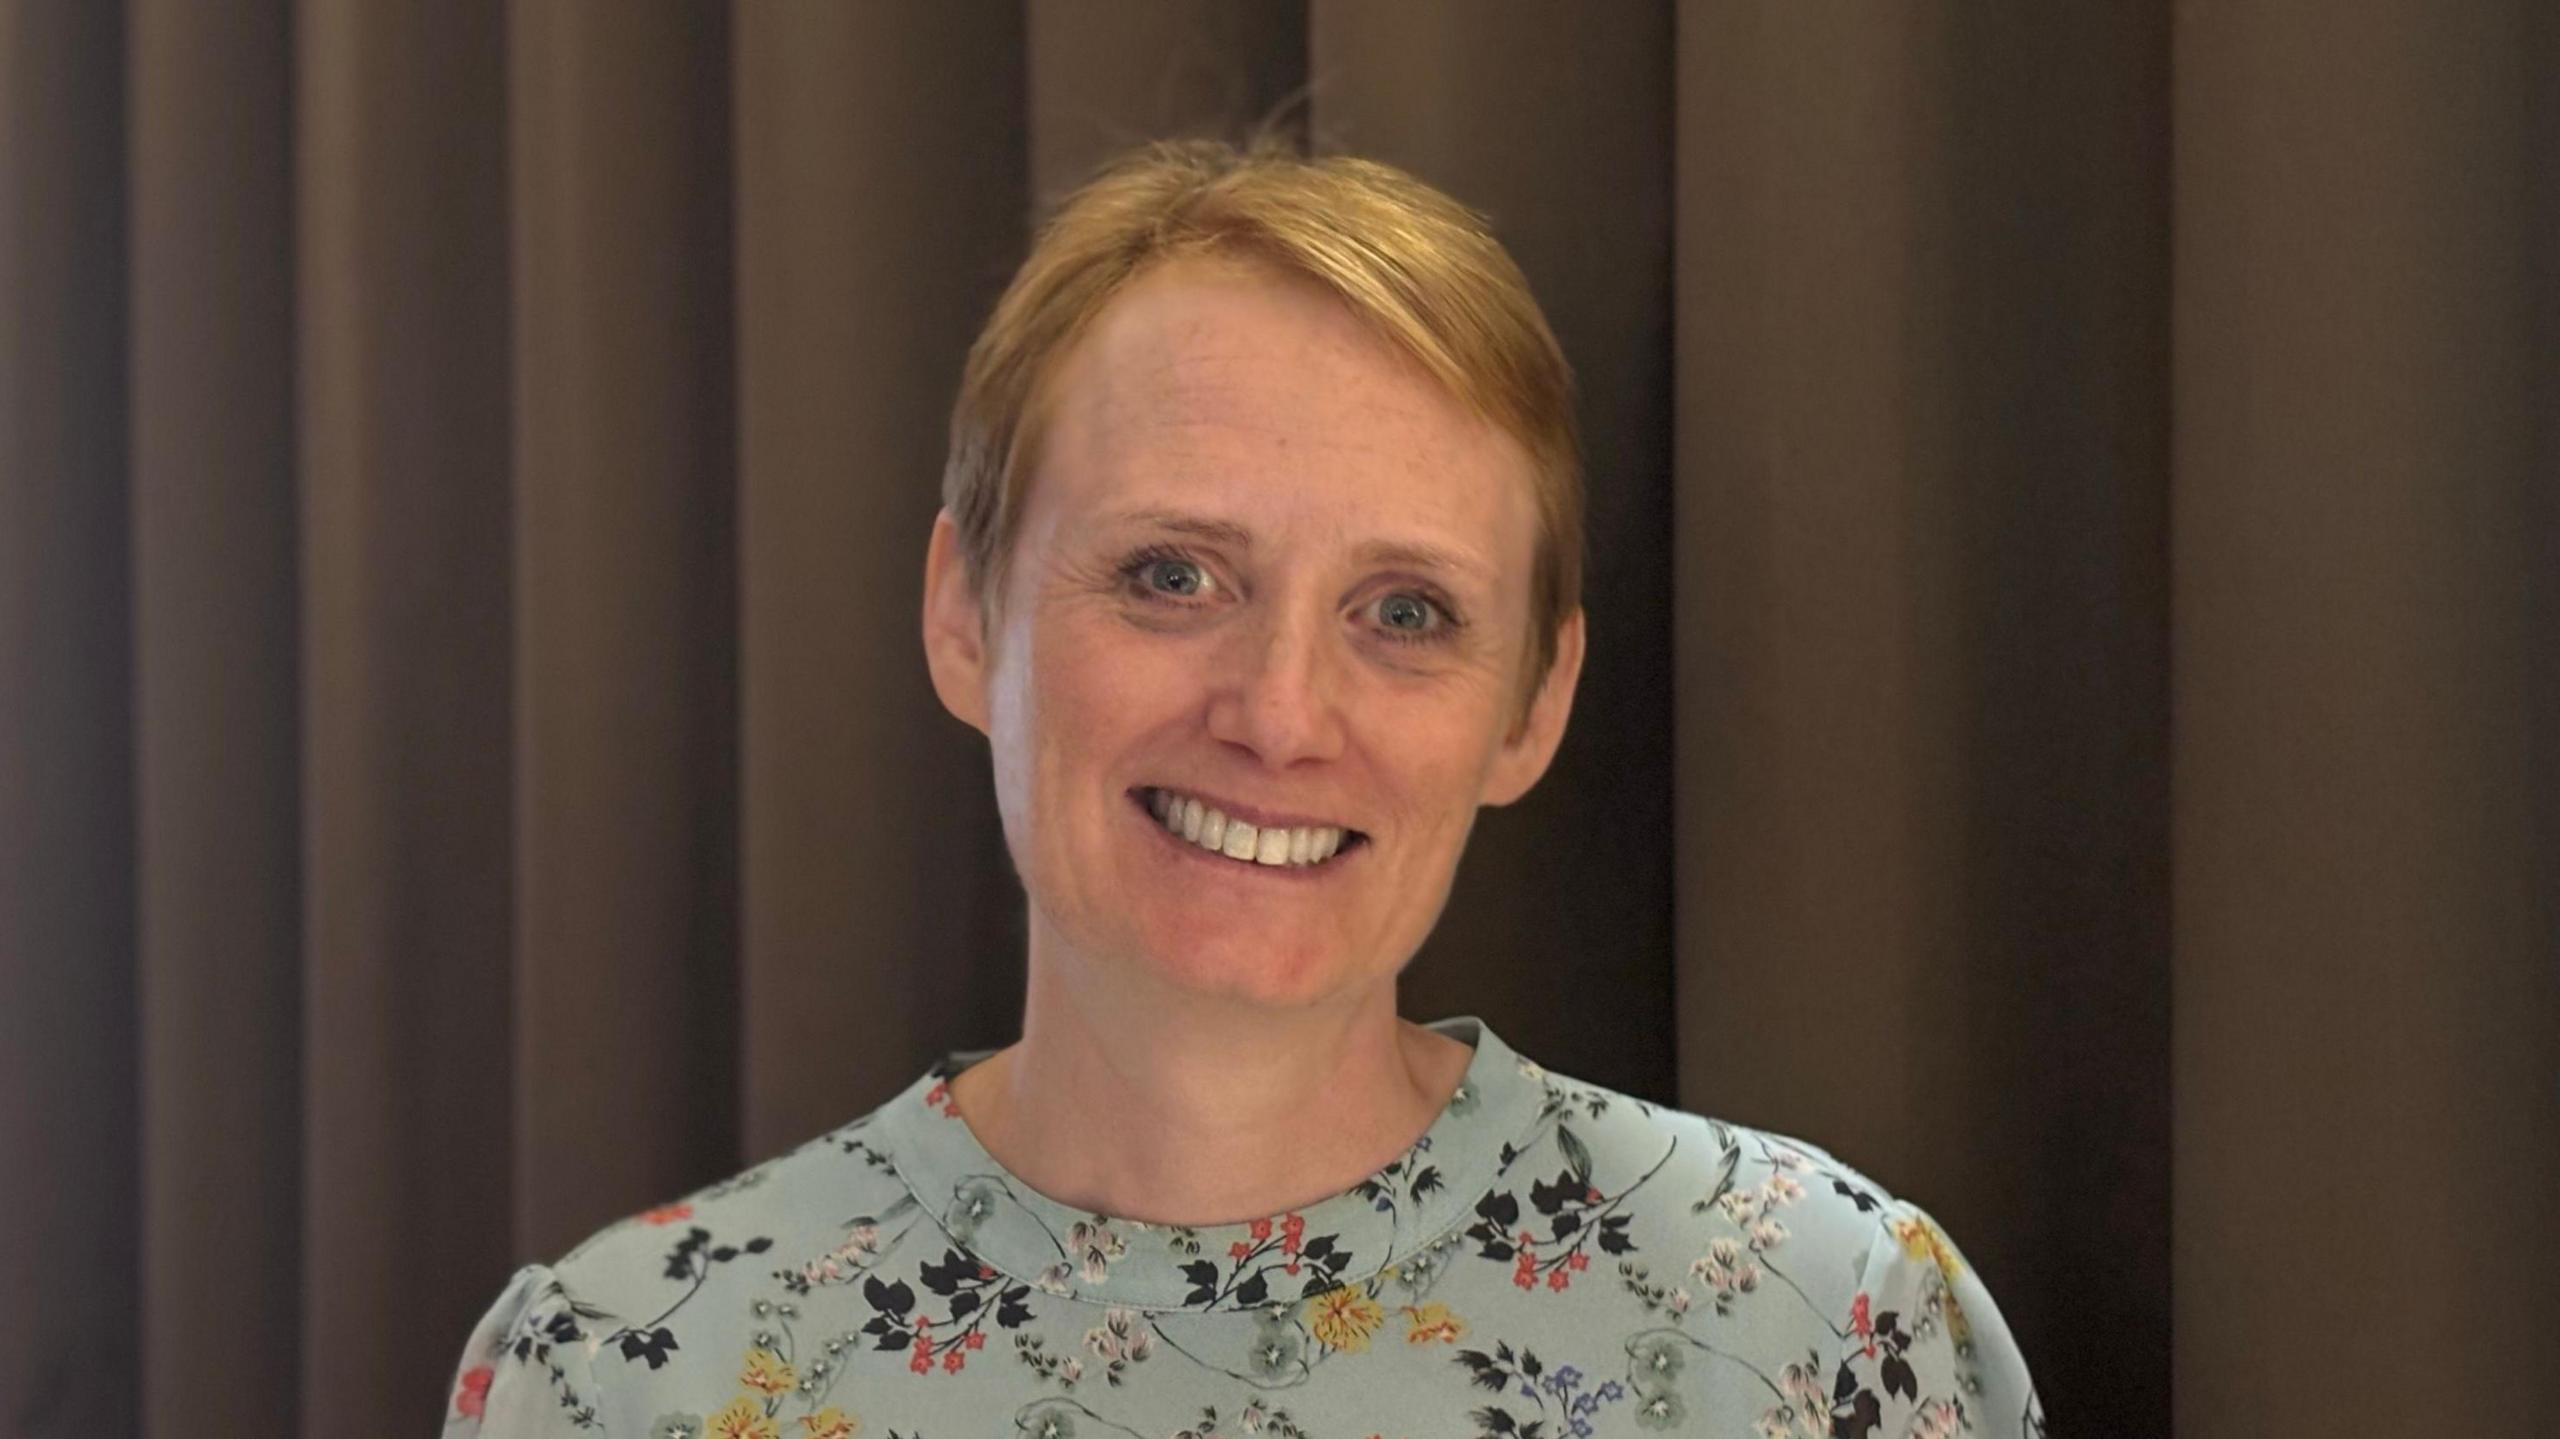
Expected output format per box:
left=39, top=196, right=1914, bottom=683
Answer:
left=1146, top=788, right=1348, bottom=868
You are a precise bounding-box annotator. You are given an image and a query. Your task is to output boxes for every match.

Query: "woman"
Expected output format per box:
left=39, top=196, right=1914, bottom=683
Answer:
left=445, top=141, right=2041, bottom=1438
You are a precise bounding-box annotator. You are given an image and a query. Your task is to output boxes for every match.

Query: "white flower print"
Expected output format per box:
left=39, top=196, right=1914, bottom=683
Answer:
left=1747, top=1216, right=1790, bottom=1252
left=1083, top=1306, right=1155, bottom=1367
left=799, top=1223, right=881, bottom=1287
left=1068, top=1218, right=1128, bottom=1284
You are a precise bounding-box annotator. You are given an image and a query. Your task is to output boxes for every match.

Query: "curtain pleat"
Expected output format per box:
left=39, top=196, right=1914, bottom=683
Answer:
left=0, top=6, right=134, bottom=1437
left=505, top=0, right=740, bottom=1269
left=1309, top=0, right=1681, bottom=1102
left=3, top=3, right=2553, bottom=1435
left=295, top=1, right=515, bottom=1430
left=130, top=2, right=300, bottom=1436
left=2170, top=4, right=2560, bottom=1432
left=1674, top=7, right=2174, bottom=1428
left=733, top=4, right=1028, bottom=1161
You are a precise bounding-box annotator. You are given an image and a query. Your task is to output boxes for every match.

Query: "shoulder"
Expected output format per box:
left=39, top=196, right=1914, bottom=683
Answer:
left=547, top=1106, right=914, bottom=1328
left=1500, top=1060, right=1931, bottom=1317
left=1514, top=1064, right=2042, bottom=1434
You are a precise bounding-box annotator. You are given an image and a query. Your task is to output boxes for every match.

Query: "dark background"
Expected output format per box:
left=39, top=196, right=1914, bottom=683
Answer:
left=3, top=3, right=2554, bottom=1436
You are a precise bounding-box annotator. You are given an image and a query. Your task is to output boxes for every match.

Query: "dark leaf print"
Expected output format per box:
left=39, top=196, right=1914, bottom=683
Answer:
left=1597, top=1213, right=1635, bottom=1255
left=616, top=1326, right=679, bottom=1370
left=1882, top=1354, right=1918, bottom=1401
left=1456, top=1348, right=1511, bottom=1393
left=1831, top=1389, right=1883, bottom=1438
left=1834, top=1178, right=1881, bottom=1213
left=919, top=1248, right=977, bottom=1295
left=1181, top=1259, right=1218, bottom=1289
left=863, top=1276, right=916, bottom=1317
left=1469, top=1403, right=1520, bottom=1432
left=1477, top=1190, right=1520, bottom=1228
left=949, top=1288, right=981, bottom=1318
left=744, top=1237, right=772, bottom=1253
left=1529, top=1170, right=1579, bottom=1217
left=1556, top=1125, right=1593, bottom=1183
left=1411, top=1164, right=1443, bottom=1198
left=995, top=1285, right=1033, bottom=1328
left=1552, top=1211, right=1581, bottom=1238
left=709, top=1246, right=738, bottom=1262
left=1300, top=1234, right=1336, bottom=1261
left=1234, top=1271, right=1269, bottom=1308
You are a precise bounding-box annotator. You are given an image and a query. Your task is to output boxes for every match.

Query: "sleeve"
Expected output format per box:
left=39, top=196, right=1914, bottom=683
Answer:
left=1831, top=1202, right=2044, bottom=1439
left=440, top=1263, right=613, bottom=1437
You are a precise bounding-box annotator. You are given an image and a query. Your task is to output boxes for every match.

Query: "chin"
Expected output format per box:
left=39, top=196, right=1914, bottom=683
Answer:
left=1136, top=928, right=1358, bottom=1010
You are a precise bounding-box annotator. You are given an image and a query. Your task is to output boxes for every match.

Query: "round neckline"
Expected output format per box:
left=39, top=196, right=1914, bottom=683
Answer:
left=873, top=1014, right=1548, bottom=1313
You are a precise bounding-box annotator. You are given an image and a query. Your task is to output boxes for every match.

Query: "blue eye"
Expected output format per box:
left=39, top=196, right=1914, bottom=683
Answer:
left=1379, top=593, right=1434, bottom=630
left=1117, top=545, right=1216, bottom=603
left=1372, top=590, right=1460, bottom=645
left=1143, top=557, right=1207, bottom=596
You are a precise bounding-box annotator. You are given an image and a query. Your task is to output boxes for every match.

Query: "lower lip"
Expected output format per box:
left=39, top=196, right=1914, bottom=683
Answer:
left=1127, top=791, right=1361, bottom=882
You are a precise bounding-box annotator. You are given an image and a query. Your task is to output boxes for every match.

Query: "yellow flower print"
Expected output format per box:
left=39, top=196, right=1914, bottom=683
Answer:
left=798, top=1408, right=860, bottom=1439
left=1890, top=1213, right=1964, bottom=1282
left=709, top=1396, right=780, bottom=1439
left=1399, top=1301, right=1467, bottom=1345
left=1302, top=1286, right=1387, bottom=1353
left=739, top=1347, right=797, bottom=1397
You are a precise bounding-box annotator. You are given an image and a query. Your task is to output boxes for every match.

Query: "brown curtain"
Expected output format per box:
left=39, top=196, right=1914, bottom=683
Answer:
left=4, top=3, right=2553, bottom=1436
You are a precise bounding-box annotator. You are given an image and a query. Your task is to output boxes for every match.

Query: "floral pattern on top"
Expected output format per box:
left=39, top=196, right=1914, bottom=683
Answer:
left=442, top=1016, right=2041, bottom=1438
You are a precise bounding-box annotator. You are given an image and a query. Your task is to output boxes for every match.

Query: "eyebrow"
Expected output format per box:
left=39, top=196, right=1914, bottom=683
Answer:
left=1102, top=507, right=1495, bottom=583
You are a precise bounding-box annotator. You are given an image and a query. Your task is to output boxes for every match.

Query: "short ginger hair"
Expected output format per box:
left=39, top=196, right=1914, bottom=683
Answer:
left=941, top=139, right=1583, bottom=721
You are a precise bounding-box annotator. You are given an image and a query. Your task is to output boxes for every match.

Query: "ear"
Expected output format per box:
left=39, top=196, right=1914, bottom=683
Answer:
left=920, top=508, right=993, bottom=735
left=1481, top=607, right=1585, bottom=807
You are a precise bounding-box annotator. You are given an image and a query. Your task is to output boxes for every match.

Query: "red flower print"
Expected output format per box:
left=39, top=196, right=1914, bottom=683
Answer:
left=1512, top=1265, right=1536, bottom=1290
left=943, top=1348, right=965, bottom=1373
left=1229, top=1241, right=1253, bottom=1260
left=1568, top=1251, right=1589, bottom=1271
left=978, top=1263, right=995, bottom=1279
left=1585, top=1186, right=1601, bottom=1203
left=909, top=1349, right=932, bottom=1374
left=638, top=1203, right=693, bottom=1226
left=1285, top=1261, right=1300, bottom=1274
left=1516, top=1229, right=1534, bottom=1247
left=965, top=1331, right=986, bottom=1350
left=454, top=1365, right=493, bottom=1419
left=1547, top=1268, right=1569, bottom=1291
left=1849, top=1290, right=1878, bottom=1358
left=1250, top=1217, right=1273, bottom=1240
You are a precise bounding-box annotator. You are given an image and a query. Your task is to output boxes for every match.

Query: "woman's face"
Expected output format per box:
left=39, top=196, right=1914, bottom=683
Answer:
left=924, top=258, right=1582, bottom=1012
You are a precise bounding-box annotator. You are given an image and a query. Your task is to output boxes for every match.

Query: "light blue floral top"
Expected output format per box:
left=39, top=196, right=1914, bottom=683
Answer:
left=442, top=1016, right=2041, bottom=1438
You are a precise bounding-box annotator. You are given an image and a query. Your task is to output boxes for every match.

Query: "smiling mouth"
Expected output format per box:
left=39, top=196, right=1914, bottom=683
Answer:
left=1131, top=786, right=1369, bottom=870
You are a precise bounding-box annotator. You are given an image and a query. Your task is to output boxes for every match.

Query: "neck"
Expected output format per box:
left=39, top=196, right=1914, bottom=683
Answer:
left=947, top=941, right=1474, bottom=1227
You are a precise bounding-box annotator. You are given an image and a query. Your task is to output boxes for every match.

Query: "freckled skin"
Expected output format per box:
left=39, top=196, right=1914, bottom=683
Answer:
left=923, top=257, right=1584, bottom=1014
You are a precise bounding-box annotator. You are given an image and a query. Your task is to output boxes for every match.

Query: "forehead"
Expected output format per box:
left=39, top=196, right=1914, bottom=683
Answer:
left=1026, top=259, right=1537, bottom=549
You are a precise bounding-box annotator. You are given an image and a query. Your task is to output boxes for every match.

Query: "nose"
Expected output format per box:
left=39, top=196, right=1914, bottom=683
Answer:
left=1204, top=601, right=1347, bottom=768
